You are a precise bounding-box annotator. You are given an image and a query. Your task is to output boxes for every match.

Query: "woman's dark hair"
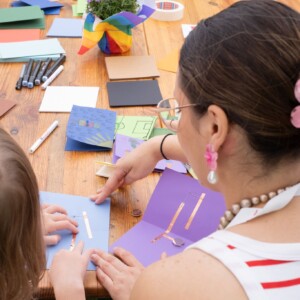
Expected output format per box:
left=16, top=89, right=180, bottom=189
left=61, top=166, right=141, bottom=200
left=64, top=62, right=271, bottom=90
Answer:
left=0, top=128, right=45, bottom=299
left=179, top=0, right=300, bottom=166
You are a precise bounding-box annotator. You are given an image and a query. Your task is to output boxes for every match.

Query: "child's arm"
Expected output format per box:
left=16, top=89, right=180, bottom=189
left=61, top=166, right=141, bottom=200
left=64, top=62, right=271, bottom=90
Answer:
left=50, top=241, right=92, bottom=300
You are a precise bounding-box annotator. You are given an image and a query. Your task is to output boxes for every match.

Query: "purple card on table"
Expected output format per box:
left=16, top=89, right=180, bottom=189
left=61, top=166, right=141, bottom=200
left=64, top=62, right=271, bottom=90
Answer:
left=112, top=134, right=187, bottom=173
left=65, top=105, right=116, bottom=151
left=110, top=169, right=226, bottom=266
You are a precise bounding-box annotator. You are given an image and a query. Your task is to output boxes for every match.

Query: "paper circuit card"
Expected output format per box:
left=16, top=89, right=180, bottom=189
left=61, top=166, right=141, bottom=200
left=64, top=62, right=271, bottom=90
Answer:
left=65, top=105, right=116, bottom=151
left=40, top=191, right=110, bottom=270
left=107, top=80, right=162, bottom=107
left=105, top=55, right=159, bottom=80
left=110, top=169, right=225, bottom=266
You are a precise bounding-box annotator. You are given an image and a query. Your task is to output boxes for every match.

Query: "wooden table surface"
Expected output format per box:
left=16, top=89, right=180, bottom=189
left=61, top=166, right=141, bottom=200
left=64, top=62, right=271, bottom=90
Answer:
left=0, top=0, right=298, bottom=298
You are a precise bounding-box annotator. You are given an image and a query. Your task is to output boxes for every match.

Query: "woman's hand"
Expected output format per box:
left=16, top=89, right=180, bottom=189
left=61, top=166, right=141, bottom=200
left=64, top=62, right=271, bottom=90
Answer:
left=42, top=204, right=79, bottom=245
left=91, top=247, right=144, bottom=300
left=50, top=241, right=92, bottom=300
left=90, top=136, right=163, bottom=204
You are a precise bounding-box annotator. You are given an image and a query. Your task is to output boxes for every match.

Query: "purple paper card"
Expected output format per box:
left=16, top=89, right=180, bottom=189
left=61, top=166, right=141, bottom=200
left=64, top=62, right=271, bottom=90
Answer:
left=113, top=134, right=187, bottom=173
left=110, top=169, right=226, bottom=266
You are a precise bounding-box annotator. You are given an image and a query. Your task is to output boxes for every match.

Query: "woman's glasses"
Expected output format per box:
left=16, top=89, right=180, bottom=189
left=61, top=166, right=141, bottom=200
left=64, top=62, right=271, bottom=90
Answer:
left=156, top=98, right=199, bottom=132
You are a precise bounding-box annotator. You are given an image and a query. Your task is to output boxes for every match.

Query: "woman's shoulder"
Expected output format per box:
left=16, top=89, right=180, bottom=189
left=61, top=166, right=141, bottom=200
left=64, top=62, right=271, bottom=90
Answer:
left=130, top=248, right=247, bottom=300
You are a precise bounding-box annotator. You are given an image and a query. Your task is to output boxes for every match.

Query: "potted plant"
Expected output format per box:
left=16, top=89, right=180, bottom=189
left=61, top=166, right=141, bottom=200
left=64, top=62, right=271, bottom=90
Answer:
left=78, top=0, right=155, bottom=55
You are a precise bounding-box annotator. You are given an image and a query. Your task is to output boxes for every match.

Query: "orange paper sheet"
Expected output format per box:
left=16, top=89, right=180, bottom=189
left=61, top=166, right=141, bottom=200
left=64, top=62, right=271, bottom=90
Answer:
left=0, top=29, right=40, bottom=42
left=157, top=48, right=180, bottom=73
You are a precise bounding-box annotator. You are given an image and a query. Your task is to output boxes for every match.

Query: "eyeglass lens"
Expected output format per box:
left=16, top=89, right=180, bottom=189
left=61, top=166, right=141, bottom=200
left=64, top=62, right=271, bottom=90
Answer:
left=159, top=99, right=181, bottom=131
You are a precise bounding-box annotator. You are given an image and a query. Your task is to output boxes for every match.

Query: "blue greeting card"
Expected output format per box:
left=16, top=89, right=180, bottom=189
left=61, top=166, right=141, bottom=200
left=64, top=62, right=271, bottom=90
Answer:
left=65, top=105, right=117, bottom=151
left=40, top=192, right=111, bottom=270
left=11, top=0, right=63, bottom=15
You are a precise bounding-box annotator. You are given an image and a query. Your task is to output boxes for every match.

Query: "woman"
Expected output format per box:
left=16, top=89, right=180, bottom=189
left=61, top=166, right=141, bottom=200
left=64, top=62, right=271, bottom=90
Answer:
left=56, top=1, right=300, bottom=299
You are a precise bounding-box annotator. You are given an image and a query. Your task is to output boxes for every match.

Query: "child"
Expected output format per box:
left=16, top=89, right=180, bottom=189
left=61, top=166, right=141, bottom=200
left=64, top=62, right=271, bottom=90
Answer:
left=0, top=127, right=90, bottom=299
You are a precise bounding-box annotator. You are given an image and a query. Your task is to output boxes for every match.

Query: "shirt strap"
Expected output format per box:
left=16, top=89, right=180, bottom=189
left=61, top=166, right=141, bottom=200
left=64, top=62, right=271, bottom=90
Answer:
left=227, top=183, right=300, bottom=229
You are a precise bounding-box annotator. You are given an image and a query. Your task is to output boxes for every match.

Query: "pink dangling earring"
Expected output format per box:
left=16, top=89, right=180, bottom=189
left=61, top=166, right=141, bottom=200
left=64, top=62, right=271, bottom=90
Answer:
left=204, top=144, right=218, bottom=184
left=291, top=78, right=300, bottom=128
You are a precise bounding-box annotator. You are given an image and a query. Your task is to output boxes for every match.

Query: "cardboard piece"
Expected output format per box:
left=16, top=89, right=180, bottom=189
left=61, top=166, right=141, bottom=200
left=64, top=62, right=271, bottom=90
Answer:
left=0, top=28, right=40, bottom=42
left=107, top=80, right=162, bottom=107
left=110, top=169, right=226, bottom=266
left=40, top=191, right=110, bottom=270
left=112, top=134, right=187, bottom=173
left=115, top=115, right=157, bottom=141
left=65, top=105, right=116, bottom=151
left=105, top=56, right=159, bottom=80
left=0, top=6, right=45, bottom=29
left=47, top=18, right=83, bottom=37
left=96, top=162, right=116, bottom=178
left=39, top=86, right=99, bottom=112
left=0, top=100, right=16, bottom=117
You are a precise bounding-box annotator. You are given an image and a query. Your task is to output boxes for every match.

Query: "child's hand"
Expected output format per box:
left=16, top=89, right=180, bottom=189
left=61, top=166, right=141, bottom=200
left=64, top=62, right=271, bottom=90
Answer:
left=50, top=241, right=92, bottom=300
left=41, top=204, right=79, bottom=245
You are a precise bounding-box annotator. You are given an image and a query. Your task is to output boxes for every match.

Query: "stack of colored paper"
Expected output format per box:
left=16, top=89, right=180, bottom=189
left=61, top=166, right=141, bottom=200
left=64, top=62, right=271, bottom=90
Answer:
left=0, top=38, right=65, bottom=62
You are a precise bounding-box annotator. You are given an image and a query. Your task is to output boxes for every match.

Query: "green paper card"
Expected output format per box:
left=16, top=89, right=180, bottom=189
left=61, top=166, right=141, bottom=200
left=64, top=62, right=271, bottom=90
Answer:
left=115, top=116, right=157, bottom=141
left=0, top=6, right=45, bottom=29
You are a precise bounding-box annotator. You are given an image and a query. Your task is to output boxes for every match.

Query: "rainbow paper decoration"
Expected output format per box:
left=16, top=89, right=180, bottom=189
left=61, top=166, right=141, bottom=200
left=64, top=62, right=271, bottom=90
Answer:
left=78, top=3, right=154, bottom=54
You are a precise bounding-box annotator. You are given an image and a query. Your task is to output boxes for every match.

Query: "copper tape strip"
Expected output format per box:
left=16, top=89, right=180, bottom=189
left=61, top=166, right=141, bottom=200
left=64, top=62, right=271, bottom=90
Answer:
left=184, top=193, right=206, bottom=230
left=69, top=233, right=77, bottom=251
left=151, top=202, right=185, bottom=243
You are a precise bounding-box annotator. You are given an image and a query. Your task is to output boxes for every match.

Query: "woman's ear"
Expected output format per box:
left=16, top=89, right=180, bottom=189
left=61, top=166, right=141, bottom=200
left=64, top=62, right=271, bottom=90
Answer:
left=206, top=104, right=229, bottom=151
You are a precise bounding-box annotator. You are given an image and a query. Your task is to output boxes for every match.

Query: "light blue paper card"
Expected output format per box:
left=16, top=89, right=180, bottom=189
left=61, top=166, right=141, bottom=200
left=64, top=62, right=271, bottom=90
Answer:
left=40, top=191, right=111, bottom=270
left=47, top=18, right=83, bottom=37
left=0, top=38, right=65, bottom=60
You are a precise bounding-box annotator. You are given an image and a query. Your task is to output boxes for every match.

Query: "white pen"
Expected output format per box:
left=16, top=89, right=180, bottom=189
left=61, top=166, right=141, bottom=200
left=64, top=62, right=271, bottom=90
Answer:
left=41, top=65, right=64, bottom=90
left=29, top=120, right=59, bottom=153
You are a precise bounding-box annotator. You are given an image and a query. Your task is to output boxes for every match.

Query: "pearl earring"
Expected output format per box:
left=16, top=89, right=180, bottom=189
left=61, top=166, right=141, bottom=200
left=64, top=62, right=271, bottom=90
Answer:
left=204, top=144, right=218, bottom=184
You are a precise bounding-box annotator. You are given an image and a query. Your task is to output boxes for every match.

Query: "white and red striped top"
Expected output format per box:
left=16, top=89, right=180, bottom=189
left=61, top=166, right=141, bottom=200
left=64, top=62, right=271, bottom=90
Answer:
left=189, top=230, right=300, bottom=299
left=188, top=184, right=300, bottom=299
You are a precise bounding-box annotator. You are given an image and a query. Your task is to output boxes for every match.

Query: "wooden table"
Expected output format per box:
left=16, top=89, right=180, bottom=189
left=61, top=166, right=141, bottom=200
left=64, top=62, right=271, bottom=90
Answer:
left=0, top=0, right=298, bottom=298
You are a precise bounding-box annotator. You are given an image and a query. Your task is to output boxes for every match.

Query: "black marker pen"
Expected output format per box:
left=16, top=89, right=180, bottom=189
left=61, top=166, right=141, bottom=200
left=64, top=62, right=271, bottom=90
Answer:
left=15, top=64, right=26, bottom=91
left=22, top=58, right=34, bottom=87
left=35, top=57, right=52, bottom=85
left=28, top=60, right=42, bottom=89
left=42, top=54, right=66, bottom=82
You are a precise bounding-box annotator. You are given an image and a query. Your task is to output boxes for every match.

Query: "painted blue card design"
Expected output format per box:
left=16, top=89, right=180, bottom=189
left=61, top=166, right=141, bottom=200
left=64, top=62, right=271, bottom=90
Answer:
left=65, top=105, right=116, bottom=151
